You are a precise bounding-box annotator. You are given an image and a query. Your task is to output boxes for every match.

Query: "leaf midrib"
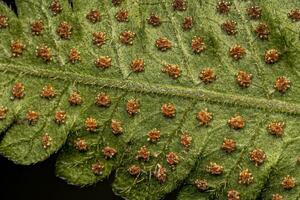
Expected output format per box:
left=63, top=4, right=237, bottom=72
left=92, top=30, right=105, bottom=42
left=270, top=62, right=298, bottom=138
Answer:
left=1, top=63, right=300, bottom=116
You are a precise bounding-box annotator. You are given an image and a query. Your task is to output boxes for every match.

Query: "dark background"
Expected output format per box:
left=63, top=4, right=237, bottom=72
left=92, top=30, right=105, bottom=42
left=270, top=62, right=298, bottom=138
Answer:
left=0, top=0, right=177, bottom=199
left=0, top=154, right=124, bottom=200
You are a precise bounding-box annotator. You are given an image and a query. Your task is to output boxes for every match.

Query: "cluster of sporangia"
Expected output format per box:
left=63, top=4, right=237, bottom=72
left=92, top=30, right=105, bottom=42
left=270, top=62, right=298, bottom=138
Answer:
left=0, top=0, right=299, bottom=199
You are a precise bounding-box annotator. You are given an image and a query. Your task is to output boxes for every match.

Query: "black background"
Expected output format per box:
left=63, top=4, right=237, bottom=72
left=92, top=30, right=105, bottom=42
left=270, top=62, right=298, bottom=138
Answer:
left=0, top=0, right=177, bottom=199
left=0, top=154, right=123, bottom=200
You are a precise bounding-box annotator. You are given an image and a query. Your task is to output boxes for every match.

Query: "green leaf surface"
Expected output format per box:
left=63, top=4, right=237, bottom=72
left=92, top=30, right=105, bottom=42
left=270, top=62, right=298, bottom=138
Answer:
left=0, top=0, right=299, bottom=199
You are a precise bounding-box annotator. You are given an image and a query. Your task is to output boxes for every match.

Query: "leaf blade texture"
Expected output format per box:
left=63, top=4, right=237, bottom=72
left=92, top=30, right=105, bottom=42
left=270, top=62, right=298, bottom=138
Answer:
left=0, top=0, right=299, bottom=199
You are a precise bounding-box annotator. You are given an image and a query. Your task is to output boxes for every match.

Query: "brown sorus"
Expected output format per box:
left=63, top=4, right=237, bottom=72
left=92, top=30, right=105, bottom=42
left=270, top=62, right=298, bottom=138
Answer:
left=196, top=109, right=213, bottom=125
left=102, top=146, right=117, bottom=159
left=147, top=13, right=161, bottom=27
left=68, top=91, right=82, bottom=106
left=95, top=56, right=112, bottom=69
left=267, top=121, right=284, bottom=137
left=119, top=30, right=135, bottom=45
left=31, top=20, right=44, bottom=35
left=95, top=92, right=111, bottom=107
left=130, top=59, right=145, bottom=72
left=288, top=9, right=300, bottom=22
left=74, top=138, right=88, bottom=151
left=69, top=48, right=80, bottom=63
left=92, top=32, right=106, bottom=47
left=255, top=23, right=269, bottom=40
left=0, top=106, right=8, bottom=120
left=154, top=164, right=167, bottom=183
left=85, top=117, right=97, bottom=132
left=41, top=133, right=52, bottom=149
left=221, top=138, right=236, bottom=153
left=0, top=15, right=8, bottom=28
left=274, top=76, right=291, bottom=94
left=91, top=161, right=104, bottom=175
left=36, top=45, right=52, bottom=62
left=191, top=36, right=207, bottom=53
left=126, top=99, right=140, bottom=116
left=229, top=44, right=246, bottom=60
left=206, top=162, right=223, bottom=175
left=112, top=0, right=123, bottom=6
left=236, top=71, right=252, bottom=88
left=49, top=0, right=62, bottom=16
left=54, top=110, right=66, bottom=124
left=222, top=20, right=237, bottom=35
left=147, top=129, right=161, bottom=143
left=155, top=38, right=172, bottom=51
left=281, top=175, right=296, bottom=189
left=115, top=9, right=128, bottom=22
left=172, top=0, right=187, bottom=11
left=250, top=149, right=266, bottom=166
left=199, top=68, right=216, bottom=84
left=238, top=169, right=253, bottom=185
left=272, top=194, right=283, bottom=200
left=41, top=85, right=56, bottom=99
left=56, top=21, right=72, bottom=39
left=227, top=190, right=240, bottom=200
left=128, top=165, right=141, bottom=176
left=182, top=16, right=193, bottom=31
left=246, top=6, right=262, bottom=20
left=86, top=10, right=101, bottom=23
left=166, top=152, right=179, bottom=167
left=194, top=179, right=208, bottom=191
left=12, top=82, right=25, bottom=99
left=228, top=115, right=245, bottom=129
left=10, top=40, right=26, bottom=57
left=264, top=49, right=279, bottom=64
left=26, top=110, right=39, bottom=124
left=216, top=1, right=231, bottom=14
left=136, top=145, right=150, bottom=162
left=181, top=132, right=192, bottom=149
left=161, top=103, right=175, bottom=118
left=111, top=120, right=123, bottom=135
left=162, top=64, right=181, bottom=79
